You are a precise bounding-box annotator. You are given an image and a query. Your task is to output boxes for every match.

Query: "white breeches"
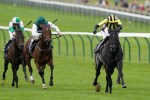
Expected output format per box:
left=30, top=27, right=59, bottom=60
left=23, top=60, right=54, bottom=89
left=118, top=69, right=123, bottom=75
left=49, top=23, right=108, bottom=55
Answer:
left=100, top=28, right=109, bottom=39
left=9, top=31, right=14, bottom=39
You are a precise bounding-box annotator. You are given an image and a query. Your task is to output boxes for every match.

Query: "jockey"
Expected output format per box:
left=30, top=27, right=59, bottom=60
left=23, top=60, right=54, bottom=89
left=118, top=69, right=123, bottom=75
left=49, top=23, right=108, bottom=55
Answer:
left=93, top=14, right=122, bottom=53
left=3, top=17, right=24, bottom=53
left=29, top=16, right=62, bottom=53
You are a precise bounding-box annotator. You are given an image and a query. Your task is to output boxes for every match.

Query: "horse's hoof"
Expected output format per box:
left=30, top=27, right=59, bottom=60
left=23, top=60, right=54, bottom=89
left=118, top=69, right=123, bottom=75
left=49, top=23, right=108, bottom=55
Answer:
left=122, top=85, right=127, bottom=88
left=30, top=80, right=35, bottom=84
left=95, top=83, right=101, bottom=92
left=42, top=84, right=47, bottom=89
left=25, top=77, right=29, bottom=82
left=49, top=82, right=53, bottom=86
left=12, top=83, right=15, bottom=87
left=93, top=82, right=97, bottom=86
left=1, top=80, right=5, bottom=86
left=105, top=91, right=108, bottom=93
left=2, top=77, right=6, bottom=80
left=116, top=80, right=121, bottom=84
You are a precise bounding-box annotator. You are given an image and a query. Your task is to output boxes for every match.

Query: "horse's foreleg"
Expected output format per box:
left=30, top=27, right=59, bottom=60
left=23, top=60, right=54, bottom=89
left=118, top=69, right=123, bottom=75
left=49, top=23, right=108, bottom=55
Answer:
left=11, top=64, right=18, bottom=88
left=49, top=64, right=54, bottom=86
left=93, top=60, right=102, bottom=86
left=105, top=68, right=112, bottom=94
left=36, top=62, right=47, bottom=89
left=2, top=60, right=9, bottom=80
left=2, top=60, right=9, bottom=86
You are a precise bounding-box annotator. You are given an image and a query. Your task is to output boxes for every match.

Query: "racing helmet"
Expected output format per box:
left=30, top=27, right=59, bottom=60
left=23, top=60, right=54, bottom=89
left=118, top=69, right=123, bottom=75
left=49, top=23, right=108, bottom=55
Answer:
left=12, top=17, right=21, bottom=24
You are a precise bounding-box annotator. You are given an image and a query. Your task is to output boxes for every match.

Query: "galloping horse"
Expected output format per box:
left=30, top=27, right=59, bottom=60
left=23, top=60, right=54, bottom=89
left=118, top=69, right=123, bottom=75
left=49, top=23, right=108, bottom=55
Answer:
left=2, top=29, right=26, bottom=88
left=23, top=24, right=54, bottom=89
left=93, top=29, right=127, bottom=94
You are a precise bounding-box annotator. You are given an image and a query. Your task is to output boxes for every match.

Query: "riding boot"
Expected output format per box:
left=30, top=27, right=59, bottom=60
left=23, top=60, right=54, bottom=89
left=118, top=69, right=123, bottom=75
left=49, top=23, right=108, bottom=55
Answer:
left=3, top=40, right=12, bottom=54
left=29, top=39, right=35, bottom=54
left=94, top=36, right=109, bottom=54
left=50, top=40, right=53, bottom=49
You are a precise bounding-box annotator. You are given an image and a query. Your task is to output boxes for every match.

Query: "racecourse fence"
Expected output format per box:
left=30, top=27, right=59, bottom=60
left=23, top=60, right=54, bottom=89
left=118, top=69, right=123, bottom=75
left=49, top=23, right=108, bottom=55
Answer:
left=0, top=0, right=150, bottom=33
left=0, top=26, right=150, bottom=63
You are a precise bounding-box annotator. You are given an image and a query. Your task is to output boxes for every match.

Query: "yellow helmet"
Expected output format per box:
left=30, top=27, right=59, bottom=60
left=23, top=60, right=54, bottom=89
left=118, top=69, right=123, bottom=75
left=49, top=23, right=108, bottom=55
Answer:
left=107, top=14, right=118, bottom=23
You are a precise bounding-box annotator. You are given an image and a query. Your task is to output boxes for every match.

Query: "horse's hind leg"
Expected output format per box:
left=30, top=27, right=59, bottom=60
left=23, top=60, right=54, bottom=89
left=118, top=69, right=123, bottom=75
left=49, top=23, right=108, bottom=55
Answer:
left=22, top=60, right=28, bottom=81
left=25, top=55, right=34, bottom=83
left=117, top=61, right=127, bottom=88
left=49, top=64, right=54, bottom=86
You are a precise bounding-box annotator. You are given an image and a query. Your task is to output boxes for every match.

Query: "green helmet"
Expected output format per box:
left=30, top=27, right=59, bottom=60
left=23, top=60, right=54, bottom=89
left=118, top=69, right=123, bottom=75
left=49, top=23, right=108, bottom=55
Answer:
left=12, top=17, right=20, bottom=24
left=37, top=16, right=46, bottom=24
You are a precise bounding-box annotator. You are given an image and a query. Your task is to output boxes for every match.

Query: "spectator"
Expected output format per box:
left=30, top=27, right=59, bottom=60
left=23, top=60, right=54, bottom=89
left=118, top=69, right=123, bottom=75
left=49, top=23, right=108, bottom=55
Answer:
left=98, top=0, right=109, bottom=7
left=130, top=0, right=139, bottom=10
left=114, top=0, right=119, bottom=7
left=139, top=4, right=145, bottom=11
left=144, top=0, right=150, bottom=11
left=82, top=0, right=89, bottom=4
left=121, top=0, right=129, bottom=8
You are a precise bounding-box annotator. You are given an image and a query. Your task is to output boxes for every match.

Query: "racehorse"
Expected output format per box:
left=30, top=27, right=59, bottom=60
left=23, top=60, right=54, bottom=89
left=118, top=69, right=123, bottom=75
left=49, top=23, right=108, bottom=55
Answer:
left=93, top=29, right=127, bottom=94
left=2, top=29, right=27, bottom=88
left=23, top=24, right=54, bottom=89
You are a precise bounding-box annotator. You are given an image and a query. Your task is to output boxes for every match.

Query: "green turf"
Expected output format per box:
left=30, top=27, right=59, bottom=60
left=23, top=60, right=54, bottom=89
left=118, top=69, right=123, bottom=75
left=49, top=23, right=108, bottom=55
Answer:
left=0, top=56, right=150, bottom=100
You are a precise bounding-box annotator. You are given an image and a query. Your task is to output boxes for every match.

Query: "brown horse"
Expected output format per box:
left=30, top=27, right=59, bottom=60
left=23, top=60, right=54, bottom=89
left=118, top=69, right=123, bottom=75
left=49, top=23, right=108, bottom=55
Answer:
left=23, top=24, right=54, bottom=89
left=2, top=29, right=27, bottom=88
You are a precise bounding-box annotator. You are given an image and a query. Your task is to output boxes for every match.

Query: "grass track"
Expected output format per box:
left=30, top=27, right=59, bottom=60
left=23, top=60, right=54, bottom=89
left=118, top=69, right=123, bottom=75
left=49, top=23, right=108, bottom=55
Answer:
left=0, top=56, right=150, bottom=100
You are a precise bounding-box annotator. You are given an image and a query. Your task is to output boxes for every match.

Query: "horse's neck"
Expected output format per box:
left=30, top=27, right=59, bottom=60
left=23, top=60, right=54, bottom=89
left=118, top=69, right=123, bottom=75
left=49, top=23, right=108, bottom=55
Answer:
left=38, top=39, right=48, bottom=49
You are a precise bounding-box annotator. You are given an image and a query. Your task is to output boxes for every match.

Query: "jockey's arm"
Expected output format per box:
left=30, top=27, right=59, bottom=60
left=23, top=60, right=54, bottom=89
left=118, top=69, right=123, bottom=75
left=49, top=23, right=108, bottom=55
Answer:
left=93, top=19, right=108, bottom=34
left=48, top=22, right=62, bottom=36
left=32, top=24, right=39, bottom=37
left=9, top=21, right=15, bottom=33
left=116, top=19, right=122, bottom=31
left=20, top=21, right=24, bottom=31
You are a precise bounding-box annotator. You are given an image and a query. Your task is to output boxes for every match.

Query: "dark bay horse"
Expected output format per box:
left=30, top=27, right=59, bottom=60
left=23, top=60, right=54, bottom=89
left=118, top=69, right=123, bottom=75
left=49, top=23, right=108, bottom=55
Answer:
left=2, top=29, right=27, bottom=88
left=23, top=24, right=54, bottom=89
left=93, top=29, right=127, bottom=94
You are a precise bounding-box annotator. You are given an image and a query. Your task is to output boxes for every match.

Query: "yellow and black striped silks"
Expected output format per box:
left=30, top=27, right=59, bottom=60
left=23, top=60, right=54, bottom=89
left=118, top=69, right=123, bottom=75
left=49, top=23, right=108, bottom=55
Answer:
left=98, top=14, right=122, bottom=30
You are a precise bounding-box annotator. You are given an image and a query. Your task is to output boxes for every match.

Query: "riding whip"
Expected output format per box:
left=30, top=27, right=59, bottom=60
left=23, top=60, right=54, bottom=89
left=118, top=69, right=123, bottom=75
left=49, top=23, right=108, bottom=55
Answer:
left=24, top=21, right=32, bottom=28
left=50, top=19, right=58, bottom=27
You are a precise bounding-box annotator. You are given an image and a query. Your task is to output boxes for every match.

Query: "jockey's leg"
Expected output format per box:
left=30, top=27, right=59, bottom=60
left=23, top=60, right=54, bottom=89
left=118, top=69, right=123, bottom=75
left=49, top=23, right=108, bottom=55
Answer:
left=29, top=36, right=39, bottom=54
left=94, top=36, right=109, bottom=54
left=3, top=40, right=12, bottom=53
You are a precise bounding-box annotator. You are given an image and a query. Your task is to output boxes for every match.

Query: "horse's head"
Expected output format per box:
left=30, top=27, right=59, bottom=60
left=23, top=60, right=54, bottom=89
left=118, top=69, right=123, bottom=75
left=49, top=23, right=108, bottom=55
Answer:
left=108, top=29, right=120, bottom=52
left=40, top=24, right=51, bottom=45
left=14, top=29, right=24, bottom=50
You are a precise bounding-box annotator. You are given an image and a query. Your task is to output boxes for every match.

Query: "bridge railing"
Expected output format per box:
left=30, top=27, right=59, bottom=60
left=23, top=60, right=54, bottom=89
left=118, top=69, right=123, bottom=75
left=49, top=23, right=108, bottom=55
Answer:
left=0, top=26, right=150, bottom=63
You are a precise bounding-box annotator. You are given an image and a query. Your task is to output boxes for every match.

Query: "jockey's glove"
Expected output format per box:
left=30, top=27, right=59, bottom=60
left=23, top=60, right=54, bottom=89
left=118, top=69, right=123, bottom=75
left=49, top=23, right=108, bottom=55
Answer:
left=93, top=30, right=97, bottom=34
left=117, top=25, right=122, bottom=31
left=12, top=32, right=16, bottom=36
left=93, top=24, right=99, bottom=34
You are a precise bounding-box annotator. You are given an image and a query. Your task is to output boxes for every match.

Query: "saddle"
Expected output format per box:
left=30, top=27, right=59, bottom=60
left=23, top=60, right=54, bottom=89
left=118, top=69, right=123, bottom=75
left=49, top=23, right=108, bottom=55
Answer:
left=29, top=40, right=38, bottom=55
left=4, top=41, right=13, bottom=55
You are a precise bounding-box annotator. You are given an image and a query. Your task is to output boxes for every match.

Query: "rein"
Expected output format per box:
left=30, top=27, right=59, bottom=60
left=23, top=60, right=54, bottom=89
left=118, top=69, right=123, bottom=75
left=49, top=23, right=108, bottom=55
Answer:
left=36, top=42, right=52, bottom=52
left=51, top=35, right=61, bottom=39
